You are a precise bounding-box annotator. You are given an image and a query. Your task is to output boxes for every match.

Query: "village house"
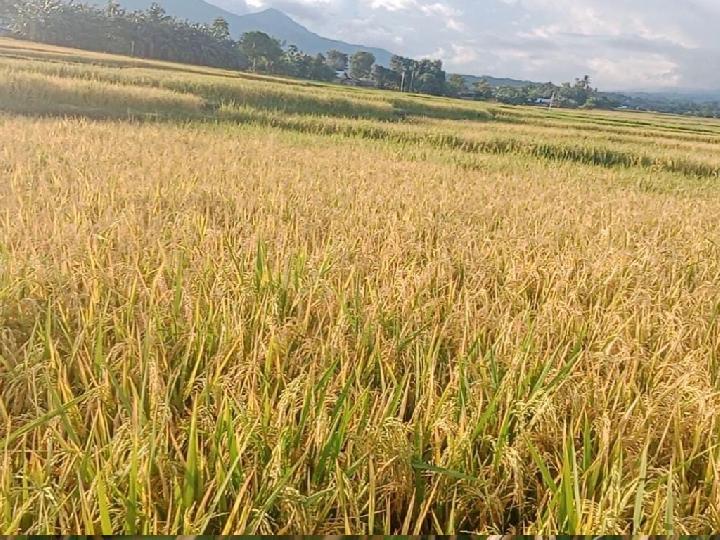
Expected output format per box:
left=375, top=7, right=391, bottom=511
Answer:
left=335, top=69, right=376, bottom=87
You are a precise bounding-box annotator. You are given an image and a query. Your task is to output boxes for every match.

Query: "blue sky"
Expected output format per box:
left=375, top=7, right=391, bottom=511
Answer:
left=211, top=0, right=720, bottom=91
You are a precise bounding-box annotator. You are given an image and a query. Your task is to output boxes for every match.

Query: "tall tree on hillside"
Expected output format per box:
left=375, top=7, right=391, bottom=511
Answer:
left=105, top=0, right=123, bottom=17
left=326, top=49, right=348, bottom=71
left=447, top=73, right=466, bottom=96
left=239, top=31, right=283, bottom=72
left=349, top=51, right=375, bottom=79
left=103, top=0, right=130, bottom=53
left=494, top=85, right=529, bottom=105
left=146, top=2, right=167, bottom=22
left=473, top=78, right=493, bottom=99
left=574, top=74, right=594, bottom=105
left=389, top=54, right=404, bottom=77
left=210, top=16, right=230, bottom=40
left=389, top=54, right=410, bottom=91
left=283, top=43, right=305, bottom=76
left=282, top=45, right=335, bottom=80
left=575, top=74, right=592, bottom=91
left=414, top=59, right=445, bottom=95
left=310, top=53, right=336, bottom=81
left=371, top=64, right=397, bottom=89
left=389, top=54, right=426, bottom=92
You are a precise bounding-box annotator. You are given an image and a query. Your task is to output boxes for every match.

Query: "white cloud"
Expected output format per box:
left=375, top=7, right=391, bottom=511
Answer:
left=588, top=55, right=680, bottom=89
left=219, top=0, right=720, bottom=90
left=419, top=2, right=459, bottom=17
left=367, top=0, right=417, bottom=10
left=445, top=18, right=464, bottom=31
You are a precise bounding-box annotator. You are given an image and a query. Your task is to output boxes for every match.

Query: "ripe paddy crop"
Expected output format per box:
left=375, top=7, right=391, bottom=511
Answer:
left=2, top=37, right=720, bottom=535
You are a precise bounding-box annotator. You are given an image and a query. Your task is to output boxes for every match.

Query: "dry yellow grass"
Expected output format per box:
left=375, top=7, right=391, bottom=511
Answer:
left=2, top=38, right=720, bottom=534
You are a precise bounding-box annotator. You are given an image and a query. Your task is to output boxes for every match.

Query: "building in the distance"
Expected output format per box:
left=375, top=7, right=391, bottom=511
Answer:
left=336, top=71, right=376, bottom=87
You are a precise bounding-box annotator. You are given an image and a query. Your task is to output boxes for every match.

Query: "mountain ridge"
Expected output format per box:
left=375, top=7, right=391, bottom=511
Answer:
left=97, top=0, right=394, bottom=65
left=226, top=7, right=393, bottom=65
left=91, top=0, right=544, bottom=84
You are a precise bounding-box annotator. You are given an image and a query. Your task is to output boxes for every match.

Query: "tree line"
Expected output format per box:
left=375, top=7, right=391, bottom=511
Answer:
left=452, top=76, right=720, bottom=117
left=448, top=75, right=610, bottom=107
left=0, top=0, right=340, bottom=78
left=0, top=0, right=449, bottom=94
left=1, top=0, right=245, bottom=69
left=4, top=0, right=717, bottom=116
left=0, top=0, right=610, bottom=106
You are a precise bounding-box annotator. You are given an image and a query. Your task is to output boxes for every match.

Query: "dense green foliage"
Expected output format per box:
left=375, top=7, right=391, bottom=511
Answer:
left=616, top=92, right=720, bottom=118
left=0, top=0, right=451, bottom=91
left=1, top=0, right=243, bottom=68
left=463, top=75, right=605, bottom=108
left=2, top=0, right=717, bottom=115
left=348, top=50, right=374, bottom=79
left=460, top=75, right=720, bottom=118
left=0, top=0, right=339, bottom=80
left=326, top=49, right=348, bottom=71
left=388, top=55, right=447, bottom=95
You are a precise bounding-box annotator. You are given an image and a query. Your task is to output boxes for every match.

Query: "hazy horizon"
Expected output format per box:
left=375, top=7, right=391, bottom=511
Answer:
left=205, top=0, right=720, bottom=92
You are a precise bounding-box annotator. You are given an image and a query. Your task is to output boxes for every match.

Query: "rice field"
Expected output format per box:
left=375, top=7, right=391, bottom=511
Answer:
left=2, top=37, right=720, bottom=535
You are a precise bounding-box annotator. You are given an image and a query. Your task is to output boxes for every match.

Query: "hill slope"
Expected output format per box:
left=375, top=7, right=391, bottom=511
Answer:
left=230, top=8, right=393, bottom=65
left=459, top=73, right=538, bottom=88
left=100, top=0, right=394, bottom=64
left=101, top=0, right=249, bottom=22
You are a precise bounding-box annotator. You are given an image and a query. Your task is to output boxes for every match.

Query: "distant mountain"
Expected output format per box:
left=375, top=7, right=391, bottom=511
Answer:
left=230, top=8, right=393, bottom=65
left=460, top=73, right=538, bottom=88
left=100, top=0, right=394, bottom=65
left=101, top=0, right=250, bottom=23
left=622, top=90, right=720, bottom=103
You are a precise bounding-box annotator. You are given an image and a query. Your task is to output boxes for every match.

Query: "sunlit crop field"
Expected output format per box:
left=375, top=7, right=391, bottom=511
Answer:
left=2, top=37, right=720, bottom=535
